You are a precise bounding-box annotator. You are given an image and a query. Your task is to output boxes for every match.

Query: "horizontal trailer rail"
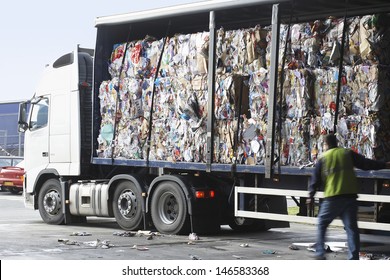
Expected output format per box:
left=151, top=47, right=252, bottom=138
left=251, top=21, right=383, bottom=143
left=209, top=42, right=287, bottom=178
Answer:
left=92, top=157, right=390, bottom=179
left=235, top=187, right=390, bottom=231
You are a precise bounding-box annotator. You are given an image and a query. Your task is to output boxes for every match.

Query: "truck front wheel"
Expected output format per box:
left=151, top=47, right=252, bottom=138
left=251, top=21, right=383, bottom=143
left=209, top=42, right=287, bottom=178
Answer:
left=38, top=179, right=65, bottom=225
left=150, top=182, right=190, bottom=235
left=113, top=181, right=143, bottom=230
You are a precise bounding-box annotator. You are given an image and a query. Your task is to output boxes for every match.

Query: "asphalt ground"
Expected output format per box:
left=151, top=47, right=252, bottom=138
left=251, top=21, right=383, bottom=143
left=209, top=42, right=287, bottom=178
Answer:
left=1, top=191, right=390, bottom=261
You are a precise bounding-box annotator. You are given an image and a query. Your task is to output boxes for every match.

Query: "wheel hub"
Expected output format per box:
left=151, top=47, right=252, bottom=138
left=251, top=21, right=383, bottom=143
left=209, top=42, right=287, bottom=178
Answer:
left=158, top=193, right=178, bottom=224
left=118, top=191, right=137, bottom=218
left=43, top=191, right=62, bottom=215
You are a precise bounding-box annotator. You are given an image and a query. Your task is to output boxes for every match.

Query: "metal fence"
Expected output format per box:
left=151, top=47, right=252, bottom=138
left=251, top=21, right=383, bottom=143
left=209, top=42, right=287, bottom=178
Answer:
left=0, top=101, right=24, bottom=157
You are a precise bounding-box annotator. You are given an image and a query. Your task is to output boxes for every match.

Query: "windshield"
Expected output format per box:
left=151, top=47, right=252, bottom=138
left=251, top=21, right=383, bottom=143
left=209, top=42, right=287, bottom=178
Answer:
left=0, top=157, right=23, bottom=167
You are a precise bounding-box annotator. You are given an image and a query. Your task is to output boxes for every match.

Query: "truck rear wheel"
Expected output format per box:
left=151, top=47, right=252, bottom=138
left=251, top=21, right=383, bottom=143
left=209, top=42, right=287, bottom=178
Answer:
left=113, top=181, right=143, bottom=230
left=38, top=179, right=65, bottom=225
left=150, top=182, right=190, bottom=235
left=229, top=195, right=269, bottom=232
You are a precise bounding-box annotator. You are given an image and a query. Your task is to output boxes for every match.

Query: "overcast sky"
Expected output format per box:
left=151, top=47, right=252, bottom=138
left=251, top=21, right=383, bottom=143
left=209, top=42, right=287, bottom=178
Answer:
left=0, top=0, right=205, bottom=102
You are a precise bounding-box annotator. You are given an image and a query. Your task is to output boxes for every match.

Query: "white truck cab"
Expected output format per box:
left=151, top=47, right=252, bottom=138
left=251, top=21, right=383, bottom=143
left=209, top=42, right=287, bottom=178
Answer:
left=19, top=47, right=94, bottom=217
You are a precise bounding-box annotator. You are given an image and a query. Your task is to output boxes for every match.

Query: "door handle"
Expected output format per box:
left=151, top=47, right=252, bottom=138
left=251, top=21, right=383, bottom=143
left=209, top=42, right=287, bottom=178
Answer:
left=42, top=152, right=49, bottom=157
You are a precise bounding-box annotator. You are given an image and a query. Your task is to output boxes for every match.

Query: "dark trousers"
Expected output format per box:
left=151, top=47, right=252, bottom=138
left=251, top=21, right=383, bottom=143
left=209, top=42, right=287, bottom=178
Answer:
left=315, top=197, right=359, bottom=260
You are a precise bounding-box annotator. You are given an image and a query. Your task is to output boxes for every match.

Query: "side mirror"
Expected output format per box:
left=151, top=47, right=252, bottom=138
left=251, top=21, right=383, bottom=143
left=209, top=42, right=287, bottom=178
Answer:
left=18, top=102, right=29, bottom=132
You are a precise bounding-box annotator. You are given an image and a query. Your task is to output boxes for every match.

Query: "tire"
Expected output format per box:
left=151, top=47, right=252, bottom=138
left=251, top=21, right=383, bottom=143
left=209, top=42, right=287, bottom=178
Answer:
left=229, top=195, right=269, bottom=232
left=112, top=181, right=143, bottom=231
left=228, top=216, right=267, bottom=232
left=38, top=179, right=65, bottom=225
left=150, top=182, right=190, bottom=235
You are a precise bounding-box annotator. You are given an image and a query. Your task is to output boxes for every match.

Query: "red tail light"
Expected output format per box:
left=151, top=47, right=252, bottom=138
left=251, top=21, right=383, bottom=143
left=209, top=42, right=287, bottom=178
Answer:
left=195, top=191, right=205, bottom=199
left=195, top=190, right=215, bottom=199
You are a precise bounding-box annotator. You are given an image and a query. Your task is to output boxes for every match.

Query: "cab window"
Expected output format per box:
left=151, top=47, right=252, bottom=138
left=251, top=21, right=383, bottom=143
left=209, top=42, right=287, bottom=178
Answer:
left=30, top=98, right=49, bottom=130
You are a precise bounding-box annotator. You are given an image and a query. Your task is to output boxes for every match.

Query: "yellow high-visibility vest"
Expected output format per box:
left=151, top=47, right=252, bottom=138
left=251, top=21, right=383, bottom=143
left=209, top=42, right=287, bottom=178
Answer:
left=321, top=148, right=358, bottom=198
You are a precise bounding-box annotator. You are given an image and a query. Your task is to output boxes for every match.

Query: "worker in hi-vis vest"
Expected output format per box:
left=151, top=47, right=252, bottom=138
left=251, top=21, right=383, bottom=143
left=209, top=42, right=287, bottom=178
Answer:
left=307, top=134, right=390, bottom=260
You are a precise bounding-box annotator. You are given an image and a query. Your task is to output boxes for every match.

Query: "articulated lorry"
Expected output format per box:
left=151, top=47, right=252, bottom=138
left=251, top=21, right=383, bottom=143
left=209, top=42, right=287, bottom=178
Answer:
left=19, top=0, right=390, bottom=235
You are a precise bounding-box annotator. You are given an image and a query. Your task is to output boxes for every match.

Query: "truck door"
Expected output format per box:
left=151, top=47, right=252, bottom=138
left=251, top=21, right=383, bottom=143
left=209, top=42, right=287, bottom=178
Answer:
left=24, top=97, right=50, bottom=192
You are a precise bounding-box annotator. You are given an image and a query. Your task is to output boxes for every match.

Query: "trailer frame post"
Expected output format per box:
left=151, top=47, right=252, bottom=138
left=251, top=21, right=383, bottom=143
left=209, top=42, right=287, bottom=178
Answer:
left=374, top=180, right=379, bottom=222
left=265, top=4, right=281, bottom=179
left=206, top=11, right=217, bottom=172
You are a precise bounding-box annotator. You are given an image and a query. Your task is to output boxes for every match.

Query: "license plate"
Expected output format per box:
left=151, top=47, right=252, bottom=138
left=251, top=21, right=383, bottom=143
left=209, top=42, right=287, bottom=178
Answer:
left=4, top=182, right=14, bottom=186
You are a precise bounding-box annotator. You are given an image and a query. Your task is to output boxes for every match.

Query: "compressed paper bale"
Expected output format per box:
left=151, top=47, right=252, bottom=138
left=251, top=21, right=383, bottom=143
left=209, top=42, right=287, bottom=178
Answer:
left=216, top=26, right=268, bottom=76
left=283, top=69, right=314, bottom=119
left=214, top=74, right=239, bottom=120
left=214, top=120, right=237, bottom=164
left=279, top=118, right=311, bottom=166
left=147, top=76, right=208, bottom=163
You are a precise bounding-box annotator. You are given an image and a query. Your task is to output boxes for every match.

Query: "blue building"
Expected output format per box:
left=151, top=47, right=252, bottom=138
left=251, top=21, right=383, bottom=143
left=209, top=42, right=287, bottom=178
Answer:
left=0, top=101, right=25, bottom=157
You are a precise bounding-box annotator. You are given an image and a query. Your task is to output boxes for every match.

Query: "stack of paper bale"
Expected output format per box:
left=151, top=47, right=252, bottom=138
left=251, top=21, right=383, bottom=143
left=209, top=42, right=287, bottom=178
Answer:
left=213, top=26, right=269, bottom=164
left=97, top=33, right=210, bottom=162
left=149, top=33, right=210, bottom=162
left=97, top=13, right=390, bottom=165
left=277, top=14, right=390, bottom=162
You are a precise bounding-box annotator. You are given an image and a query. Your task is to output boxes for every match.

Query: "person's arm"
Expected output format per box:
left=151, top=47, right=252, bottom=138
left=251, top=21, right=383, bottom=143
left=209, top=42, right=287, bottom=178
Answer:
left=308, top=159, right=323, bottom=200
left=350, top=150, right=388, bottom=170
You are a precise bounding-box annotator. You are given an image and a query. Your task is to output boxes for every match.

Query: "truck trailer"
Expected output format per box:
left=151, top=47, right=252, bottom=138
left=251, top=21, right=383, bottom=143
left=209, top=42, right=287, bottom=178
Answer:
left=18, top=0, right=390, bottom=235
